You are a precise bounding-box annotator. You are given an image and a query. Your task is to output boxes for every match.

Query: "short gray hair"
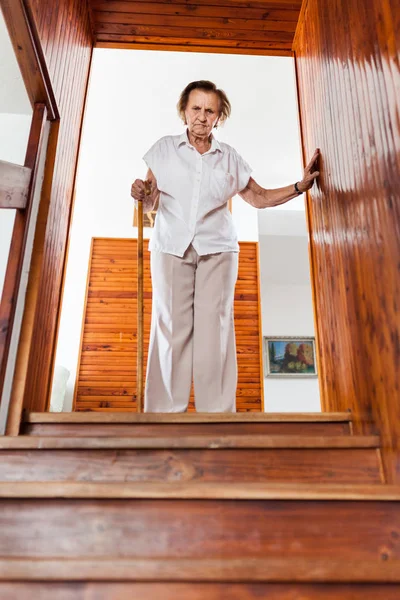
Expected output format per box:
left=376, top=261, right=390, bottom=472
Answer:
left=177, top=80, right=231, bottom=124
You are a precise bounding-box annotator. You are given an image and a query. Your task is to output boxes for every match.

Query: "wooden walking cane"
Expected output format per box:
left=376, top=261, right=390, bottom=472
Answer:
left=137, top=181, right=150, bottom=412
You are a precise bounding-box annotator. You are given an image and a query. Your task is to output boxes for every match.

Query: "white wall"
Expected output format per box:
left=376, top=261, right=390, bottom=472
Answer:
left=258, top=211, right=320, bottom=412
left=53, top=48, right=309, bottom=411
left=0, top=113, right=32, bottom=164
left=0, top=11, right=32, bottom=115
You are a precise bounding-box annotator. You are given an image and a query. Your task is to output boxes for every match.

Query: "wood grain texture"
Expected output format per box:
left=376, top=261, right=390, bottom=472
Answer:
left=74, top=238, right=264, bottom=412
left=1, top=557, right=400, bottom=583
left=0, top=447, right=383, bottom=483
left=18, top=0, right=93, bottom=415
left=0, top=498, right=398, bottom=555
left=5, top=123, right=59, bottom=435
left=0, top=481, right=398, bottom=499
left=89, top=0, right=301, bottom=55
left=294, top=0, right=400, bottom=481
left=25, top=411, right=353, bottom=422
left=0, top=104, right=47, bottom=411
left=0, top=582, right=399, bottom=598
left=22, top=421, right=351, bottom=436
left=96, top=40, right=294, bottom=56
left=0, top=434, right=380, bottom=449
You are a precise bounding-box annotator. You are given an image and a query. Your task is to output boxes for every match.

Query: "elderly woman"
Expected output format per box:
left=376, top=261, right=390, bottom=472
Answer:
left=131, top=80, right=319, bottom=413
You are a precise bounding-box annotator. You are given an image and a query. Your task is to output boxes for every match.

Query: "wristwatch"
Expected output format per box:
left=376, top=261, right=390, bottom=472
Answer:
left=294, top=182, right=303, bottom=195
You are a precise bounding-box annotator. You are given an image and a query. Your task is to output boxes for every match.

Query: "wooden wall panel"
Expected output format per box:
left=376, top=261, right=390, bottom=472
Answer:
left=294, top=0, right=400, bottom=480
left=19, top=0, right=93, bottom=414
left=89, top=0, right=301, bottom=56
left=74, top=238, right=263, bottom=412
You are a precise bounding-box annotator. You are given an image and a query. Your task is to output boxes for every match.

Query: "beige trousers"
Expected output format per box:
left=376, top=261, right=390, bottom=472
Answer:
left=144, top=245, right=238, bottom=412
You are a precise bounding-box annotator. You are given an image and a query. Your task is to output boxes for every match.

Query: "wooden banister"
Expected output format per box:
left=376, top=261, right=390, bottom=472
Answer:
left=0, top=104, right=47, bottom=411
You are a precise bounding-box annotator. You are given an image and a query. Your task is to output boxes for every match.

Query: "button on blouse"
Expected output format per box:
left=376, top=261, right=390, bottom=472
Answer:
left=143, top=131, right=252, bottom=257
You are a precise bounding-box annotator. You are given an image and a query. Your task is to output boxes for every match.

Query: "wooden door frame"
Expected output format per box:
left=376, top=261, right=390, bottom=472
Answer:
left=0, top=0, right=60, bottom=432
left=1, top=4, right=303, bottom=431
left=7, top=45, right=297, bottom=426
left=291, top=0, right=325, bottom=410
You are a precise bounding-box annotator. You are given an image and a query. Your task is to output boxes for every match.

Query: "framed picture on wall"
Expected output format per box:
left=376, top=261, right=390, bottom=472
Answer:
left=264, top=337, right=318, bottom=377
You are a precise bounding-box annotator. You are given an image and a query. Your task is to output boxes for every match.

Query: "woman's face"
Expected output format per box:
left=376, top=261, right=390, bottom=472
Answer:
left=184, top=89, right=221, bottom=138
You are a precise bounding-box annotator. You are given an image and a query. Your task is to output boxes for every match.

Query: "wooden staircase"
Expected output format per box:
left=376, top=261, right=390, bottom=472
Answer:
left=0, top=412, right=399, bottom=599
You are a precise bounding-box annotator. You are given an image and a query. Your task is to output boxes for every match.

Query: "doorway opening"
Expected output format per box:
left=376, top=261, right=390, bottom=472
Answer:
left=50, top=48, right=319, bottom=413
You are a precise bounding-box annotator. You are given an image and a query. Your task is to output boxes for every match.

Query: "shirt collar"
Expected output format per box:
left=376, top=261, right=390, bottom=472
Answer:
left=177, top=130, right=222, bottom=153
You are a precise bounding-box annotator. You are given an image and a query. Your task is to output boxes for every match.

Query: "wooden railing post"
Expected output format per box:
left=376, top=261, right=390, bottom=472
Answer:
left=0, top=104, right=47, bottom=420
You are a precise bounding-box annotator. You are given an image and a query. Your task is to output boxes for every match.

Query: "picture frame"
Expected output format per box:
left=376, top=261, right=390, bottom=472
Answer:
left=264, top=337, right=318, bottom=378
left=133, top=207, right=157, bottom=228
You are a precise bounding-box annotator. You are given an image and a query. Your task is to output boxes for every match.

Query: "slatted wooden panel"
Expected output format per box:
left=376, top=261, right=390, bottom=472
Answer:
left=294, top=0, right=400, bottom=481
left=21, top=0, right=93, bottom=413
left=74, top=238, right=263, bottom=412
left=89, top=0, right=301, bottom=56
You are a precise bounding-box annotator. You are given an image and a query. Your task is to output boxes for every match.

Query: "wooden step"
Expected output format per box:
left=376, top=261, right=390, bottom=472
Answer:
left=0, top=482, right=398, bottom=499
left=22, top=411, right=354, bottom=437
left=0, top=557, right=399, bottom=582
left=0, top=492, right=398, bottom=564
left=0, top=434, right=376, bottom=449
left=23, top=421, right=353, bottom=437
left=26, top=412, right=353, bottom=423
left=0, top=436, right=383, bottom=484
left=0, top=447, right=383, bottom=484
left=0, top=582, right=399, bottom=599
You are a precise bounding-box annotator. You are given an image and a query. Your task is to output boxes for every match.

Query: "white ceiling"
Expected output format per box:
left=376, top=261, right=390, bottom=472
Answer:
left=0, top=10, right=32, bottom=115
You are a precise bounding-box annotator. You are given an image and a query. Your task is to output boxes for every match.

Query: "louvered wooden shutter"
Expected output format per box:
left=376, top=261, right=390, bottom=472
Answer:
left=74, top=239, right=263, bottom=411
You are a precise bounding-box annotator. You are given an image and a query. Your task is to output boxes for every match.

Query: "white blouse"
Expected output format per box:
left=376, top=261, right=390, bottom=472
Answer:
left=143, top=131, right=252, bottom=257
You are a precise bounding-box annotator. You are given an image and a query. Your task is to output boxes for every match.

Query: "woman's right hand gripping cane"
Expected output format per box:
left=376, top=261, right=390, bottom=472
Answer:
left=131, top=169, right=159, bottom=213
